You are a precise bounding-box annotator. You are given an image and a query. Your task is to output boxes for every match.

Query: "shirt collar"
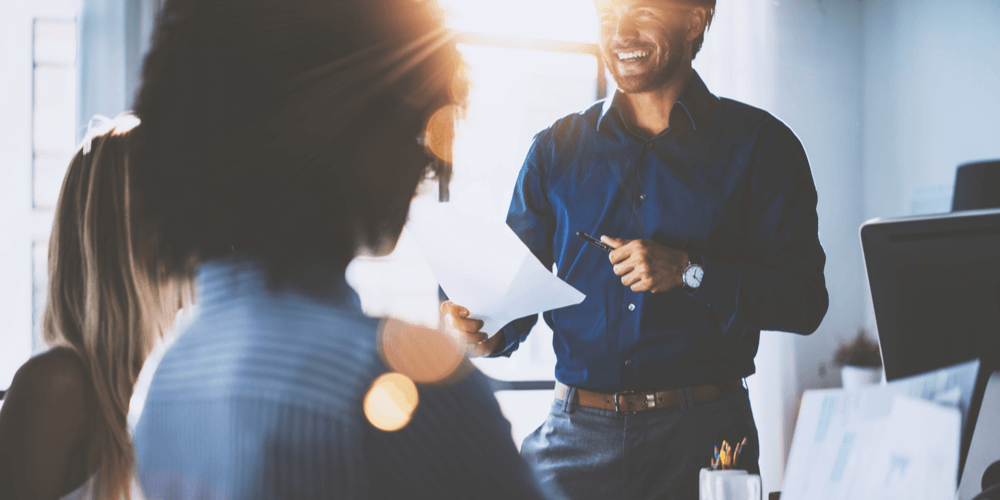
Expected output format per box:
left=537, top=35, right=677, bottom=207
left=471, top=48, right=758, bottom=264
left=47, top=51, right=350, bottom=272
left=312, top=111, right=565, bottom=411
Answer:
left=196, top=253, right=362, bottom=314
left=598, top=69, right=715, bottom=134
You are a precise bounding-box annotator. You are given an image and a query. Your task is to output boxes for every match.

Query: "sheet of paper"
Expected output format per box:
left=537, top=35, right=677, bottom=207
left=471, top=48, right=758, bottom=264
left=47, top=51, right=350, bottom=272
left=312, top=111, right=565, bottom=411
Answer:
left=405, top=198, right=585, bottom=335
left=849, top=396, right=960, bottom=500
left=780, top=360, right=978, bottom=500
left=885, top=359, right=979, bottom=422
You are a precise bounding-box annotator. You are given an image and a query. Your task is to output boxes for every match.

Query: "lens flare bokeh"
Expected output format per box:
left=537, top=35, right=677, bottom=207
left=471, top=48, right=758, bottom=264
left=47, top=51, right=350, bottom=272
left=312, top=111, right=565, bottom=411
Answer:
left=364, top=372, right=420, bottom=432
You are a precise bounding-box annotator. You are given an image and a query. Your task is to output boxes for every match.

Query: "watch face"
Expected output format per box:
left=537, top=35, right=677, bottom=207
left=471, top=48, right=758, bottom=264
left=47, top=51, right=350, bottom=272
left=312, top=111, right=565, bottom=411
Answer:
left=684, top=265, right=704, bottom=288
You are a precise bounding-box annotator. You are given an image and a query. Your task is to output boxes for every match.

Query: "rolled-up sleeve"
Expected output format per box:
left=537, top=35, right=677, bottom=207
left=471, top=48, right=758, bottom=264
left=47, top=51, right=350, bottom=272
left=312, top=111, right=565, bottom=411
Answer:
left=688, top=118, right=829, bottom=341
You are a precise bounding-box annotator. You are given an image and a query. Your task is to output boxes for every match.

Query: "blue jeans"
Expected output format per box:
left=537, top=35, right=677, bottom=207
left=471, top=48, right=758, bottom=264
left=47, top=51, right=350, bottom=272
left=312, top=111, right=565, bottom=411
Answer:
left=521, top=386, right=759, bottom=500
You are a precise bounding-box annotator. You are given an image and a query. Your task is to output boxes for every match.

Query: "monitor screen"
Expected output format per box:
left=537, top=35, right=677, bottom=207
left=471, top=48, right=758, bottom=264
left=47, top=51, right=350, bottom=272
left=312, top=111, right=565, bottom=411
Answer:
left=861, top=207, right=1000, bottom=480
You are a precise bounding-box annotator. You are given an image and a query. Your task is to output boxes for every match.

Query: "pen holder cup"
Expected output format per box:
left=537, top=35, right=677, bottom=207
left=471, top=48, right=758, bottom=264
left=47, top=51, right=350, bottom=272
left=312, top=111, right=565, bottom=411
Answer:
left=699, top=468, right=762, bottom=500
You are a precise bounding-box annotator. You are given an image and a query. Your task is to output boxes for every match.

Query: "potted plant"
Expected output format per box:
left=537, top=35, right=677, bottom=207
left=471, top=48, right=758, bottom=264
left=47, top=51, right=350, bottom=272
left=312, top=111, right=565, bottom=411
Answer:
left=834, top=330, right=883, bottom=389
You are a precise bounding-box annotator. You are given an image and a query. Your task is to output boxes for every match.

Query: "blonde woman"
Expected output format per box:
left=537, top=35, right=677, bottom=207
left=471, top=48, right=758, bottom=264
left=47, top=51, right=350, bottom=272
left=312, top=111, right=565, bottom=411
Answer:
left=0, top=115, right=188, bottom=500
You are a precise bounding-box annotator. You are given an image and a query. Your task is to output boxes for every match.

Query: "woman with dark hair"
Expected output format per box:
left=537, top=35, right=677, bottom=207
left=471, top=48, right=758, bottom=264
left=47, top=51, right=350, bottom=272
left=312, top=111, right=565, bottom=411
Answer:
left=130, top=0, right=550, bottom=498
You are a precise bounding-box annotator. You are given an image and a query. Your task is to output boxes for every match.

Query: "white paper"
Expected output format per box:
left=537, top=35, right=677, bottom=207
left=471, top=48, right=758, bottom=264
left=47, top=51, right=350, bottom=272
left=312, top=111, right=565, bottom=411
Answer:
left=849, top=396, right=960, bottom=500
left=780, top=360, right=979, bottom=500
left=405, top=198, right=585, bottom=335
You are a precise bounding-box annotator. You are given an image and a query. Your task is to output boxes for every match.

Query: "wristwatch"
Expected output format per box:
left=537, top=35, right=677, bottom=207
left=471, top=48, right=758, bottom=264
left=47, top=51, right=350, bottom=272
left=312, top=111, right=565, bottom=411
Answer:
left=682, top=253, right=704, bottom=291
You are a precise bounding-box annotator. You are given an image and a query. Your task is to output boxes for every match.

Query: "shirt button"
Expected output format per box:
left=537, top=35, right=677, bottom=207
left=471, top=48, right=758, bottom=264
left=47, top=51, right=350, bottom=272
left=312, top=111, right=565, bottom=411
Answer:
left=638, top=193, right=647, bottom=202
left=628, top=303, right=636, bottom=312
left=624, top=359, right=632, bottom=367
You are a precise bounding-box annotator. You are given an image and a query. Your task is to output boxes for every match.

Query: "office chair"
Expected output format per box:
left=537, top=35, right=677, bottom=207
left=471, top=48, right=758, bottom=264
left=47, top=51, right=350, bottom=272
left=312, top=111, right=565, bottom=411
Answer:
left=952, top=160, right=1000, bottom=211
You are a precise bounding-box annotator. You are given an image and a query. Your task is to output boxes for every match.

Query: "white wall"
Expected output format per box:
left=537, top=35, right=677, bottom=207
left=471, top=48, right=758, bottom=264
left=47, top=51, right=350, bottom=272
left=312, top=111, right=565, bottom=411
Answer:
left=863, top=0, right=1000, bottom=222
left=772, top=0, right=867, bottom=393
left=765, top=12, right=869, bottom=488
left=769, top=0, right=869, bottom=489
left=862, top=0, right=1000, bottom=332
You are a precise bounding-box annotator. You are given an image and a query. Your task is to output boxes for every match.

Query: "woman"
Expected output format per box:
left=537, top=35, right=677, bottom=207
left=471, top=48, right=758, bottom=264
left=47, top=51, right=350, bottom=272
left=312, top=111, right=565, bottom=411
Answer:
left=0, top=115, right=189, bottom=500
left=129, top=0, right=552, bottom=498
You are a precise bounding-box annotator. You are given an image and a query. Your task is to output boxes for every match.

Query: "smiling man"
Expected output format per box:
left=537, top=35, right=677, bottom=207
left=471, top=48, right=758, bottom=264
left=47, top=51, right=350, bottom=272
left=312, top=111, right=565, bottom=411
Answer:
left=443, top=0, right=829, bottom=498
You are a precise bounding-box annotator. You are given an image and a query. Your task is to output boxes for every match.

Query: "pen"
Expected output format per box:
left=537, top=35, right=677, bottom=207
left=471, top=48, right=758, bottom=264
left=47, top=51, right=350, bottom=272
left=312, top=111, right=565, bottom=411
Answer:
left=576, top=231, right=613, bottom=253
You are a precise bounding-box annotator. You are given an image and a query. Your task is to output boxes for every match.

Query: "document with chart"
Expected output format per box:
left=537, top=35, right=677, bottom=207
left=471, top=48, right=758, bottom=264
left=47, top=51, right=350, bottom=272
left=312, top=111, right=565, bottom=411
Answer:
left=780, top=360, right=979, bottom=500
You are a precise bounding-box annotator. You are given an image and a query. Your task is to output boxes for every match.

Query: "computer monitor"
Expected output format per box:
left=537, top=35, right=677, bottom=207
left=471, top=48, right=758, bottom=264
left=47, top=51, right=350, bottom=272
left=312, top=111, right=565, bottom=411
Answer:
left=861, top=207, right=1000, bottom=480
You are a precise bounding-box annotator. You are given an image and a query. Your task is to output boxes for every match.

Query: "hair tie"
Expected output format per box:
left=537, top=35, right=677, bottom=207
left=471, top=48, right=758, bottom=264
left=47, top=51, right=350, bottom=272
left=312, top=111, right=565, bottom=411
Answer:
left=82, top=115, right=111, bottom=155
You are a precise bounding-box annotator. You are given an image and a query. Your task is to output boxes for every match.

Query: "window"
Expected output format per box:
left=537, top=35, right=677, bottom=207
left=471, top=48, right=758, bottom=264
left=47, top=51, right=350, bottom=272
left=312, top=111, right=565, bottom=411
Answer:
left=346, top=0, right=606, bottom=446
left=31, top=19, right=78, bottom=353
left=33, top=19, right=77, bottom=211
left=0, top=4, right=78, bottom=400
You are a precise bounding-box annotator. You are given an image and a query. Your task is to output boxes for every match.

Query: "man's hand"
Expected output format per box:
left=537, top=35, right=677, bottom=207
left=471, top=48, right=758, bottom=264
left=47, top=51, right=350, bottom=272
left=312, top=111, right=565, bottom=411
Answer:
left=601, top=236, right=689, bottom=293
left=440, top=301, right=505, bottom=357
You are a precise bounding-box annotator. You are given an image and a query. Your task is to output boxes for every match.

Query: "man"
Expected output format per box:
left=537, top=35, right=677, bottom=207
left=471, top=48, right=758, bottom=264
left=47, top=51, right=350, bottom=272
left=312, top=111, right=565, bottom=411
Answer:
left=443, top=0, right=829, bottom=498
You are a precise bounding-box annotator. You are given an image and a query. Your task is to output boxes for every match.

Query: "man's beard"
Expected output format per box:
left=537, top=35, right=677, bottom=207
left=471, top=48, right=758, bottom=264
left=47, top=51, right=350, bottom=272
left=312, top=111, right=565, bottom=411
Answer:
left=609, top=33, right=687, bottom=94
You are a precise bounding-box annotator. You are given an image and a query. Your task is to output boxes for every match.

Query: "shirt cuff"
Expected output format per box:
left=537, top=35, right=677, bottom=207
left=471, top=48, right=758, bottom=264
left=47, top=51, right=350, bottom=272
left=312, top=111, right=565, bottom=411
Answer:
left=488, top=324, right=520, bottom=358
left=686, top=254, right=746, bottom=342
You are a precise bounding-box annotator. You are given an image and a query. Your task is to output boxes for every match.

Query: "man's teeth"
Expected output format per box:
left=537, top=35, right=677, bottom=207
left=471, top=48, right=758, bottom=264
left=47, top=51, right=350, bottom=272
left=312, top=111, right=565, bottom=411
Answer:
left=617, top=50, right=650, bottom=61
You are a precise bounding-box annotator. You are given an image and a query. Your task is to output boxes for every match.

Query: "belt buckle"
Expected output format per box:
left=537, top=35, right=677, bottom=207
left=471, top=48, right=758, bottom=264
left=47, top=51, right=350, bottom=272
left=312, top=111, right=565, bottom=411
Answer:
left=614, top=390, right=637, bottom=416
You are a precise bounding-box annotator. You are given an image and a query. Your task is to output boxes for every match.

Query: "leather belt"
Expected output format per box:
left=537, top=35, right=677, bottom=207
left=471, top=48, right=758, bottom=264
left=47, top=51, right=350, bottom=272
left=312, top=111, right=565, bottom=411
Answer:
left=555, top=380, right=743, bottom=415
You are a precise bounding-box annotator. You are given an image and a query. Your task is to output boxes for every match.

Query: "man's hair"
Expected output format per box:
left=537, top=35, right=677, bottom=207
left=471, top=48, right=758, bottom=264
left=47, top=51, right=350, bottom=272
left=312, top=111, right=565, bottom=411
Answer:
left=135, top=0, right=466, bottom=279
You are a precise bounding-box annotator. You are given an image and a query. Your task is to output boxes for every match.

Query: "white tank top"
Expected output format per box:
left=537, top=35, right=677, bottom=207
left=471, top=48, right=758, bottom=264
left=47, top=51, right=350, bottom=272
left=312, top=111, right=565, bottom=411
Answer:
left=60, top=474, right=97, bottom=500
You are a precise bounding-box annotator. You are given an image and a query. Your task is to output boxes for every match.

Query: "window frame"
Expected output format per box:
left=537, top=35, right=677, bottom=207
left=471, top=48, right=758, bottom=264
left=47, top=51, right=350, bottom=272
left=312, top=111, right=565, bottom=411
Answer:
left=449, top=31, right=607, bottom=391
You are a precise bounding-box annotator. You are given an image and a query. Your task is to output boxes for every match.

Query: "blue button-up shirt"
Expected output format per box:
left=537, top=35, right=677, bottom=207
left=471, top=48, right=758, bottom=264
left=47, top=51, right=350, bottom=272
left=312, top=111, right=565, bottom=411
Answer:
left=495, top=71, right=829, bottom=393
